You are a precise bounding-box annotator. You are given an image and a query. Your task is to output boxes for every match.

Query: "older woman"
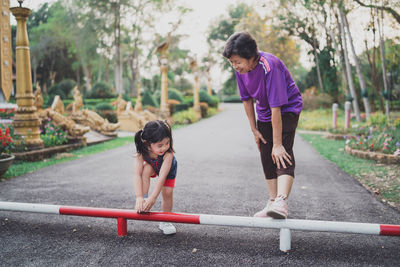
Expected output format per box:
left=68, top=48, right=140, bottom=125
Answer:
left=223, top=32, right=303, bottom=219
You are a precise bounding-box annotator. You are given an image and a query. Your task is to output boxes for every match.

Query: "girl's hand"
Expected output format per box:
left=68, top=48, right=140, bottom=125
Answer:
left=252, top=129, right=267, bottom=151
left=135, top=197, right=145, bottom=213
left=143, top=196, right=156, bottom=212
left=271, top=144, right=292, bottom=169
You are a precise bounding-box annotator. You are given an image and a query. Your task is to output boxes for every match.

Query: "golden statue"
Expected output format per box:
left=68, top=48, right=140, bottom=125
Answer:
left=111, top=93, right=127, bottom=115
left=72, top=86, right=83, bottom=113
left=34, top=82, right=44, bottom=111
left=51, top=95, right=65, bottom=114
left=45, top=109, right=90, bottom=137
left=35, top=90, right=89, bottom=138
left=72, top=108, right=120, bottom=136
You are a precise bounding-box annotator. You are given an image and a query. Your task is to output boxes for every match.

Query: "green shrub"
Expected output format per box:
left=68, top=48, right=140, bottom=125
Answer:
left=199, top=90, right=219, bottom=108
left=95, top=103, right=117, bottom=123
left=46, top=84, right=66, bottom=106
left=95, top=103, right=114, bottom=111
left=302, top=91, right=333, bottom=110
left=184, top=97, right=194, bottom=107
left=168, top=88, right=184, bottom=102
left=100, top=111, right=118, bottom=123
left=89, top=82, right=114, bottom=99
left=142, top=90, right=159, bottom=107
left=223, top=95, right=242, bottom=103
left=173, top=108, right=198, bottom=124
left=174, top=103, right=190, bottom=113
left=58, top=79, right=76, bottom=98
left=368, top=112, right=387, bottom=126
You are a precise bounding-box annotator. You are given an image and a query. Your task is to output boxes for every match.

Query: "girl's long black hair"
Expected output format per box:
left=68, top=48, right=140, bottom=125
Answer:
left=134, top=120, right=174, bottom=159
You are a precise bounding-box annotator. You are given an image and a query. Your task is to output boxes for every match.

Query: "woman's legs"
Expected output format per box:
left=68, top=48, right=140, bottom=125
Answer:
left=277, top=174, right=294, bottom=199
left=265, top=174, right=293, bottom=200
left=266, top=179, right=277, bottom=199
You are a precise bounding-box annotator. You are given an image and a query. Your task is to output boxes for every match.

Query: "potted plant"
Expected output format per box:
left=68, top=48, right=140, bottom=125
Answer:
left=0, top=125, right=15, bottom=177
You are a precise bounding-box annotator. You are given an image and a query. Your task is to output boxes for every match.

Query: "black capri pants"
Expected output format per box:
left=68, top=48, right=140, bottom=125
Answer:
left=257, top=112, right=299, bottom=179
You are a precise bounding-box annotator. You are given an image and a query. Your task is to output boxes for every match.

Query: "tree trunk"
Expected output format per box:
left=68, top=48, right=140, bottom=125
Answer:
left=364, top=40, right=381, bottom=112
left=312, top=37, right=324, bottom=93
left=97, top=57, right=102, bottom=83
left=129, top=56, right=137, bottom=97
left=325, top=23, right=348, bottom=101
left=82, top=64, right=91, bottom=92
left=377, top=8, right=390, bottom=119
left=113, top=1, right=123, bottom=94
left=104, top=57, right=109, bottom=84
left=75, top=66, right=81, bottom=88
left=343, top=13, right=371, bottom=120
left=339, top=8, right=361, bottom=122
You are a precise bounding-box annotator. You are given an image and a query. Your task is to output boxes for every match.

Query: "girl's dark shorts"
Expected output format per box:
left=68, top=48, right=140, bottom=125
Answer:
left=257, top=112, right=299, bottom=180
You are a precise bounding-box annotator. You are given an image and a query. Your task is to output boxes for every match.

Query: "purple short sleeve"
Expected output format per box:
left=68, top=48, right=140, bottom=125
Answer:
left=266, top=65, right=288, bottom=108
left=236, top=72, right=251, bottom=101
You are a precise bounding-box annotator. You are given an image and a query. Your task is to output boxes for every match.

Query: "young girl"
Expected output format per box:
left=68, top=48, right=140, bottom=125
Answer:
left=133, top=120, right=177, bottom=235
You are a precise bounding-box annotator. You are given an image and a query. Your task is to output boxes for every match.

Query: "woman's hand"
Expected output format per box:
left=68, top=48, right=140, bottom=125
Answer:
left=272, top=144, right=292, bottom=169
left=135, top=197, right=145, bottom=213
left=143, top=196, right=156, bottom=212
left=252, top=129, right=267, bottom=151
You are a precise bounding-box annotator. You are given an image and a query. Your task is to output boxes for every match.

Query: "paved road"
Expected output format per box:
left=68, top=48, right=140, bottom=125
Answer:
left=1, top=103, right=399, bottom=266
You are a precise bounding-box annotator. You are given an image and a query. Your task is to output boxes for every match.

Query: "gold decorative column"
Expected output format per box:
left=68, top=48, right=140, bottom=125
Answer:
left=0, top=0, right=12, bottom=101
left=190, top=59, right=201, bottom=120
left=156, top=39, right=170, bottom=118
left=10, top=6, right=43, bottom=150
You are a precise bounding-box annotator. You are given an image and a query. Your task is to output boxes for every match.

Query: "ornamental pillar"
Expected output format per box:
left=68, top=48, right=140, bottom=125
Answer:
left=10, top=6, right=43, bottom=150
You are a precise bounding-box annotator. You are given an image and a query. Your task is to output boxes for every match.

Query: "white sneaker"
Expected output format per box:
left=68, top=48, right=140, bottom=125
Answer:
left=253, top=199, right=274, bottom=217
left=159, top=222, right=176, bottom=235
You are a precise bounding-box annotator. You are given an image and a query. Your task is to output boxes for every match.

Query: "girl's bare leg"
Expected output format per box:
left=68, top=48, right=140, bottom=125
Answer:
left=161, top=186, right=174, bottom=212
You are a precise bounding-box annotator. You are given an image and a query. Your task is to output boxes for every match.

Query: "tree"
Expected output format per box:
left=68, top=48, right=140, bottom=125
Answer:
left=354, top=0, right=400, bottom=25
left=343, top=8, right=371, bottom=119
left=207, top=3, right=252, bottom=96
left=339, top=7, right=361, bottom=121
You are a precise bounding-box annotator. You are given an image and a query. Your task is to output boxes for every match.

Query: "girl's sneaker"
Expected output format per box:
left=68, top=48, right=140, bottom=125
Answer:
left=253, top=200, right=274, bottom=217
left=266, top=195, right=288, bottom=219
left=159, top=222, right=176, bottom=235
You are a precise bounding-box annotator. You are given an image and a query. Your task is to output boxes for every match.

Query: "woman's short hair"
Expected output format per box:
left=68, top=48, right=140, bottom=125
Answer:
left=222, top=32, right=258, bottom=60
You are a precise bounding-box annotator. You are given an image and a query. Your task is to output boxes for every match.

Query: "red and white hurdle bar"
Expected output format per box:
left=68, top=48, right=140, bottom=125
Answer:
left=1, top=201, right=399, bottom=252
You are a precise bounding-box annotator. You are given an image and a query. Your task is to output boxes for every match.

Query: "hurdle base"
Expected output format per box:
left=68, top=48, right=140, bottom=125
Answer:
left=117, top=218, right=127, bottom=236
left=280, top=228, right=291, bottom=252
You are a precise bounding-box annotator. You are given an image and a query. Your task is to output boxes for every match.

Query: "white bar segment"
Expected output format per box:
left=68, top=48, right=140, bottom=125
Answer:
left=199, top=215, right=381, bottom=235
left=0, top=201, right=60, bottom=214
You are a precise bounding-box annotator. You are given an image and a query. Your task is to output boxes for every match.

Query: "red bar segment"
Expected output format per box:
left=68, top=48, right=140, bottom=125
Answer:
left=59, top=206, right=200, bottom=224
left=380, top=224, right=400, bottom=236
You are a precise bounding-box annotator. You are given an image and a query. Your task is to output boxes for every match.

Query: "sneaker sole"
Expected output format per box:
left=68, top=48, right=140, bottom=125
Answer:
left=266, top=210, right=287, bottom=219
left=158, top=226, right=176, bottom=235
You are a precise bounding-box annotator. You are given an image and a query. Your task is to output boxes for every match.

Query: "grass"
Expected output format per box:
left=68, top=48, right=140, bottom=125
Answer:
left=2, top=137, right=133, bottom=180
left=298, top=108, right=345, bottom=131
left=300, top=133, right=400, bottom=209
